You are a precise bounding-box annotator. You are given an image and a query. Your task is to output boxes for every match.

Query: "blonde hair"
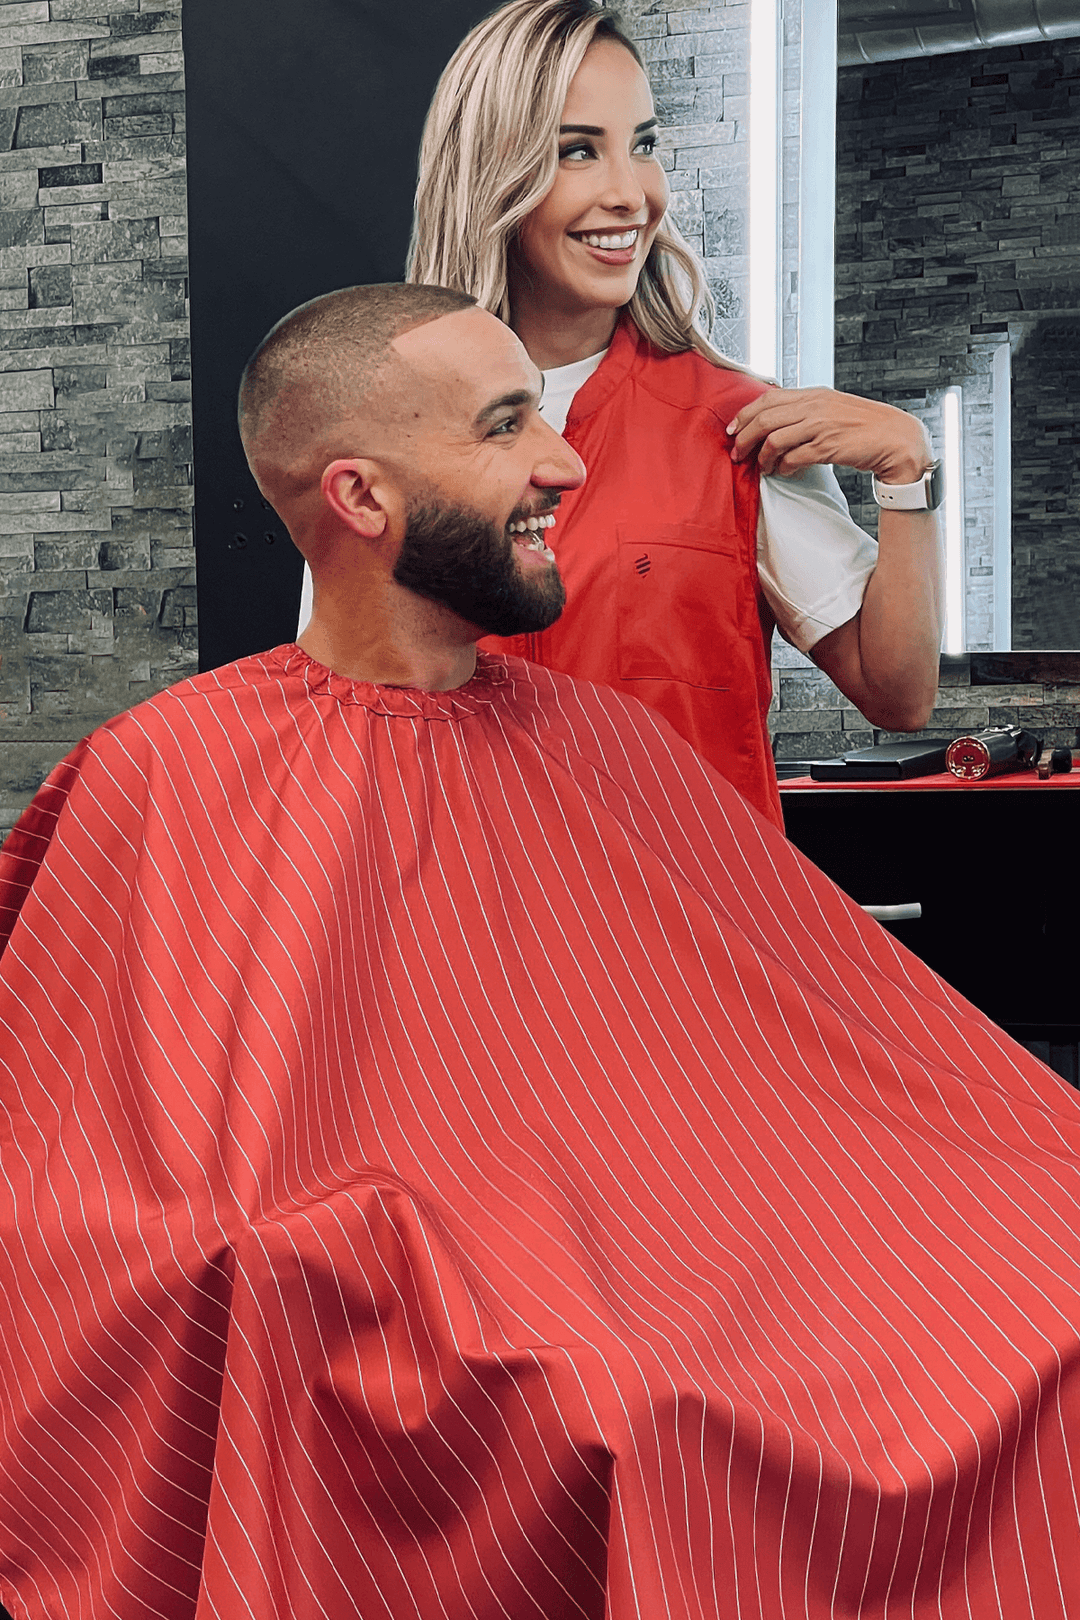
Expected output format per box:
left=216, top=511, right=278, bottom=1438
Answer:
left=406, top=0, right=744, bottom=371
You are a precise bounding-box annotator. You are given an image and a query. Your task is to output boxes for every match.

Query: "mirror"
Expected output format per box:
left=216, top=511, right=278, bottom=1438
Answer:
left=834, top=11, right=1080, bottom=651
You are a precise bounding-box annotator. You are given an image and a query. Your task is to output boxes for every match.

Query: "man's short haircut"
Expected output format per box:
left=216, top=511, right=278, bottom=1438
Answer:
left=237, top=283, right=477, bottom=480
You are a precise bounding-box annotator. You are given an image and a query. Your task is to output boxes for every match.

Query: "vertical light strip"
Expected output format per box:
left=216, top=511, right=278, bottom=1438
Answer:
left=942, top=385, right=965, bottom=655
left=992, top=342, right=1012, bottom=650
left=748, top=0, right=780, bottom=378
left=797, top=0, right=838, bottom=387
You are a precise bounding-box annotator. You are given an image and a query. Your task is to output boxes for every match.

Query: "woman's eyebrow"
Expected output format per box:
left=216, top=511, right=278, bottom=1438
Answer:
left=559, top=118, right=658, bottom=136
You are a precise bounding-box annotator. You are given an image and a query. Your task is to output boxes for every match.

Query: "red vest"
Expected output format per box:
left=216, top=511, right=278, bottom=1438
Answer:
left=481, top=319, right=782, bottom=827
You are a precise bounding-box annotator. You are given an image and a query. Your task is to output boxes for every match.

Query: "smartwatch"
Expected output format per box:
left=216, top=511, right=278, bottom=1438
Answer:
left=872, top=459, right=944, bottom=511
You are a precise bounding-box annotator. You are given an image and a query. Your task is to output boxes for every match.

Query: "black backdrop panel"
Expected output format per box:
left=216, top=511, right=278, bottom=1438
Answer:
left=184, top=0, right=492, bottom=670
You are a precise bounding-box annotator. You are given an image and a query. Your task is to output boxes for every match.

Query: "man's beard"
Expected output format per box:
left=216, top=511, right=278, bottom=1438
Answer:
left=392, top=497, right=566, bottom=639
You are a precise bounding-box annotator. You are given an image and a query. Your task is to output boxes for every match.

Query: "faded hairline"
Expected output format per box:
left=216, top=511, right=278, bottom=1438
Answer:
left=237, top=283, right=478, bottom=484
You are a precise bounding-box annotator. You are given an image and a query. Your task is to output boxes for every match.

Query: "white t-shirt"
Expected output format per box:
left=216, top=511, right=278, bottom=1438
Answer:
left=297, top=349, right=877, bottom=652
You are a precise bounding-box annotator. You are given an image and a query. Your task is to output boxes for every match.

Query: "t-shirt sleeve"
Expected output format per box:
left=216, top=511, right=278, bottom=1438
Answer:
left=298, top=560, right=313, bottom=636
left=756, top=465, right=878, bottom=653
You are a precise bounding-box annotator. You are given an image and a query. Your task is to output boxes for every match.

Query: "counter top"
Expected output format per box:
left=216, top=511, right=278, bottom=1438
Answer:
left=780, top=765, right=1080, bottom=792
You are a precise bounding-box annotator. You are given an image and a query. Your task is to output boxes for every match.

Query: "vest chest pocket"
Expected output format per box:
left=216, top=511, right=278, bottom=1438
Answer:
left=616, top=522, right=753, bottom=690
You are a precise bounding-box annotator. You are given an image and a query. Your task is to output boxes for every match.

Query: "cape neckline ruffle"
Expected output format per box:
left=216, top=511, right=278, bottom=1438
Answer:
left=269, top=644, right=512, bottom=719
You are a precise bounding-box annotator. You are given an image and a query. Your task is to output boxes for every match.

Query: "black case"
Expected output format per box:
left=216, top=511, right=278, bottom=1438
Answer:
left=809, top=740, right=951, bottom=781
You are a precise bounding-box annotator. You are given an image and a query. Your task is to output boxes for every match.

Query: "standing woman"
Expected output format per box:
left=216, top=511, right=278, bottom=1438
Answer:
left=404, top=0, right=944, bottom=827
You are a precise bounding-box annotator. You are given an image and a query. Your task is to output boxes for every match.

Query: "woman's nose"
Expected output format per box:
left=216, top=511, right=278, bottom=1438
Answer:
left=598, top=153, right=646, bottom=213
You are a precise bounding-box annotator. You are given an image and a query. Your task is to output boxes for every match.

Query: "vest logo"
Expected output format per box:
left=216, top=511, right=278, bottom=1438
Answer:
left=634, top=553, right=651, bottom=576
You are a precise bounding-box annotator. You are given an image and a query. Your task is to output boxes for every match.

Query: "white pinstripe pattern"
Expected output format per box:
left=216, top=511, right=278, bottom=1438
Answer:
left=1, top=646, right=1079, bottom=1619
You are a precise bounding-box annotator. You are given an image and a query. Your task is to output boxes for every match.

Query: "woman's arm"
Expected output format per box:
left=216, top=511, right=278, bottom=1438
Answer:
left=809, top=507, right=943, bottom=729
left=728, top=387, right=945, bottom=729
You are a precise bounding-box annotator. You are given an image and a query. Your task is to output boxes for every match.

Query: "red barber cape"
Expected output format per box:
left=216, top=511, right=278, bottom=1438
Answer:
left=1, top=646, right=1080, bottom=1620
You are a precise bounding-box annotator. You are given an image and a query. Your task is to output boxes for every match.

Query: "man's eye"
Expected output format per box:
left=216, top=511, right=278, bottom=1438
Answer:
left=489, top=417, right=518, bottom=437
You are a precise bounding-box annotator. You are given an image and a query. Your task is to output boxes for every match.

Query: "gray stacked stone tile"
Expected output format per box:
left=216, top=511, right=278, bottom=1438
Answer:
left=619, top=0, right=750, bottom=364
left=0, top=0, right=192, bottom=841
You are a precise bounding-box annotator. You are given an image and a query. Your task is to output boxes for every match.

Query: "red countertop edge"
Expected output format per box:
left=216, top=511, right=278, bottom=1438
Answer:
left=780, top=766, right=1080, bottom=791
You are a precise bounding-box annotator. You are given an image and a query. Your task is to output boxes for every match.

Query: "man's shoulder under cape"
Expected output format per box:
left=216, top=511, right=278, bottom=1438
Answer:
left=0, top=646, right=304, bottom=924
left=0, top=640, right=776, bottom=963
left=2, top=642, right=1080, bottom=1619
left=0, top=644, right=616, bottom=952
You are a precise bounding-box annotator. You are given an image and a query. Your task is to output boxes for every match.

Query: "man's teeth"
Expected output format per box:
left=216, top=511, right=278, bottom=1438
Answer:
left=579, top=230, right=638, bottom=250
left=507, top=512, right=556, bottom=544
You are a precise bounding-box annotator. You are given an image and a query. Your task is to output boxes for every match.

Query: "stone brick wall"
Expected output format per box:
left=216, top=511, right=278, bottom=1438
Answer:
left=0, top=0, right=192, bottom=841
left=769, top=37, right=1080, bottom=766
left=620, top=0, right=808, bottom=382
left=618, top=0, right=750, bottom=364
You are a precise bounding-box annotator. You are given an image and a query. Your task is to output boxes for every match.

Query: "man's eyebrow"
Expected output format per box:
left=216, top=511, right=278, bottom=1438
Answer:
left=559, top=118, right=658, bottom=136
left=473, top=388, right=540, bottom=427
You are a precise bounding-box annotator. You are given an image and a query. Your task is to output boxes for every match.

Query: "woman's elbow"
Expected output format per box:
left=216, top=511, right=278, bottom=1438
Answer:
left=860, top=685, right=938, bottom=732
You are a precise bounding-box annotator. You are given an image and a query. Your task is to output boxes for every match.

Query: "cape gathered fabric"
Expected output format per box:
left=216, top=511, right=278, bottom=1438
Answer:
left=477, top=319, right=784, bottom=829
left=2, top=648, right=1080, bottom=1620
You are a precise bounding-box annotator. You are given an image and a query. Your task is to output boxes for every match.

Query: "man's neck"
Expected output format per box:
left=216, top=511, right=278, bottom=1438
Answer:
left=297, top=596, right=479, bottom=693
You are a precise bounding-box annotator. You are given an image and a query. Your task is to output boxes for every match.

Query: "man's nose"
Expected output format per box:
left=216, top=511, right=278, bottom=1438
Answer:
left=533, top=422, right=586, bottom=493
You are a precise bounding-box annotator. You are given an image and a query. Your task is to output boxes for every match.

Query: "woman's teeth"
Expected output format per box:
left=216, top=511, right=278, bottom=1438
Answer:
left=578, top=230, right=638, bottom=250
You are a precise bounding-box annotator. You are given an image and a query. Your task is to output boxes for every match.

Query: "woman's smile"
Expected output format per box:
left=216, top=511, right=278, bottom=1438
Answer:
left=568, top=225, right=643, bottom=263
left=510, top=37, right=668, bottom=357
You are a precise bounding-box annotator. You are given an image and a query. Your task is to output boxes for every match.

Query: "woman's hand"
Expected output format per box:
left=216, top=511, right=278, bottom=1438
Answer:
left=728, top=385, right=945, bottom=731
left=726, top=387, right=934, bottom=485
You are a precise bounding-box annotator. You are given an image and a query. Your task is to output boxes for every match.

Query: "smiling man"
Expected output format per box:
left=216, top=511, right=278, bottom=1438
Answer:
left=240, top=285, right=579, bottom=683
left=2, top=284, right=1080, bottom=1620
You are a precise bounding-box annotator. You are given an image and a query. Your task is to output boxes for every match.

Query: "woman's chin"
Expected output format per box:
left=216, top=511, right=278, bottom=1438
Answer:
left=564, top=270, right=642, bottom=315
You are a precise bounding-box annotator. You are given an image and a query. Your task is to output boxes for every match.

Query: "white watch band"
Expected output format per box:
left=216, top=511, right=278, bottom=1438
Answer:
left=872, top=460, right=943, bottom=511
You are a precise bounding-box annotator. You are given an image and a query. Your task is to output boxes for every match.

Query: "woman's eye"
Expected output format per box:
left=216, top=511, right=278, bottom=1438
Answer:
left=635, top=135, right=657, bottom=156
left=558, top=143, right=594, bottom=162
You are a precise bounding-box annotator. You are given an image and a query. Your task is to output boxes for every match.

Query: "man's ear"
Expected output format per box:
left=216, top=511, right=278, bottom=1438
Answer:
left=320, top=459, right=401, bottom=541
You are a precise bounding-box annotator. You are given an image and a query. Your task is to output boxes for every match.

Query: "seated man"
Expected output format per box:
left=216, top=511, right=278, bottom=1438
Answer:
left=1, top=283, right=1079, bottom=1620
